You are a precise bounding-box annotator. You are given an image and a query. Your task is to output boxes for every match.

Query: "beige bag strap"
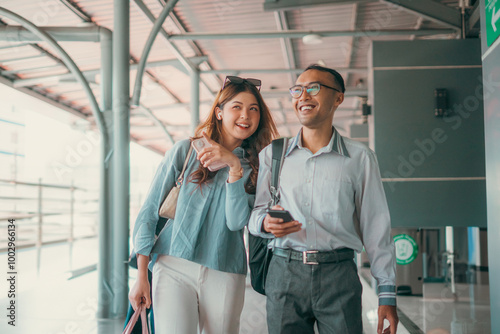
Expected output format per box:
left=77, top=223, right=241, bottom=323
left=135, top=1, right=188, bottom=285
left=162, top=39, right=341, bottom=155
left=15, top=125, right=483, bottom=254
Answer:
left=176, top=145, right=193, bottom=187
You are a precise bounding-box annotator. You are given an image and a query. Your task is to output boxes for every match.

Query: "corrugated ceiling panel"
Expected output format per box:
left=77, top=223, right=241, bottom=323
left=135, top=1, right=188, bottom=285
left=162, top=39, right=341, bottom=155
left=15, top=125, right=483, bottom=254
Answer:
left=175, top=0, right=285, bottom=74
left=0, top=44, right=41, bottom=59
left=0, top=0, right=462, bottom=154
left=286, top=3, right=355, bottom=30
left=0, top=1, right=82, bottom=27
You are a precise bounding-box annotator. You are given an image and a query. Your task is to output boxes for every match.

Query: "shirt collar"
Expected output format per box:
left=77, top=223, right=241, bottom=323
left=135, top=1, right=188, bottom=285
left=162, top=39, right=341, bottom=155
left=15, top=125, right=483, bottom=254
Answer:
left=233, top=146, right=246, bottom=158
left=285, top=127, right=350, bottom=158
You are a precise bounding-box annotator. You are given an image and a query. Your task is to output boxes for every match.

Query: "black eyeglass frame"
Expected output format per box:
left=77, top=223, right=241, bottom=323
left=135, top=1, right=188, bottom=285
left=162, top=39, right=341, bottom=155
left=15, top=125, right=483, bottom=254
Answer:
left=222, top=75, right=262, bottom=91
left=289, top=82, right=342, bottom=98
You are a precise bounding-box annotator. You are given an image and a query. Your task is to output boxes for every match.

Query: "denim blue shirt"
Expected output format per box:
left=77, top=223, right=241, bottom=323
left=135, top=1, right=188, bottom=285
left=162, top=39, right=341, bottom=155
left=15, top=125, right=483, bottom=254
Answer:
left=133, top=139, right=253, bottom=275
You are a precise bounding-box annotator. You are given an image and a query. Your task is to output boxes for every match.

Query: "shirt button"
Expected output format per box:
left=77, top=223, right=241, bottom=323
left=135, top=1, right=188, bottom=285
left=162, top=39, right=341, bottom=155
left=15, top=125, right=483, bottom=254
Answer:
left=304, top=203, right=309, bottom=206
left=308, top=221, right=312, bottom=225
left=306, top=179, right=311, bottom=183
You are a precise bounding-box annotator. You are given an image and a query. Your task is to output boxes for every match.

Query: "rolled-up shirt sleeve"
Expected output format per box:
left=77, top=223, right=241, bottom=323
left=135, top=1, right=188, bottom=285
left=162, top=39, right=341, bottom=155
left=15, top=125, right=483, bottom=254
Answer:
left=248, top=146, right=275, bottom=238
left=355, top=150, right=397, bottom=306
left=133, top=142, right=184, bottom=256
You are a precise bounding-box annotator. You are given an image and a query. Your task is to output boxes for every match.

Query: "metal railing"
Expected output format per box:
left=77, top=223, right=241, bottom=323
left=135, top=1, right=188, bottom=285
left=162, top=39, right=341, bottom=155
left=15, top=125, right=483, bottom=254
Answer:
left=0, top=178, right=98, bottom=252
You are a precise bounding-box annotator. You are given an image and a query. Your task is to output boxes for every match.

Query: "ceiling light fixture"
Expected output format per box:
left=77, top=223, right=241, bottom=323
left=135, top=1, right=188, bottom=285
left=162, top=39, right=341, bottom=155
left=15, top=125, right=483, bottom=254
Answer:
left=302, top=34, right=323, bottom=45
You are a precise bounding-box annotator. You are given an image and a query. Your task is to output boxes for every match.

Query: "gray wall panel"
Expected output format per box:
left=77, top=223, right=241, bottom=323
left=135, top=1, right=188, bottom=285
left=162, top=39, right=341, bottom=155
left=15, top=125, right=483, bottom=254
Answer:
left=374, top=68, right=485, bottom=179
left=370, top=39, right=486, bottom=229
left=372, top=40, right=482, bottom=68
left=383, top=181, right=487, bottom=228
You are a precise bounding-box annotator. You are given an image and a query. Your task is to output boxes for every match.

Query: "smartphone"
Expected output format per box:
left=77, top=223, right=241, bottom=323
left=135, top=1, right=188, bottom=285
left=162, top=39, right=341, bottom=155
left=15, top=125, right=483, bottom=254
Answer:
left=191, top=137, right=227, bottom=172
left=266, top=209, right=295, bottom=222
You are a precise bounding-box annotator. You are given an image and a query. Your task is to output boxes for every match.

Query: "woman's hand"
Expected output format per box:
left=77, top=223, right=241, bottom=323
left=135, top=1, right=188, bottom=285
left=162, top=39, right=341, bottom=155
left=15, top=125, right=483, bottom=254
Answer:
left=129, top=254, right=151, bottom=310
left=197, top=133, right=241, bottom=171
left=129, top=275, right=151, bottom=311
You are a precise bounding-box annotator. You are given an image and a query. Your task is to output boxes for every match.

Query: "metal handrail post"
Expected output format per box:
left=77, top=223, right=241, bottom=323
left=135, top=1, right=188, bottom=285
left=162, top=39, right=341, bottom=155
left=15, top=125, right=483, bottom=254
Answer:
left=37, top=178, right=43, bottom=248
left=36, top=178, right=43, bottom=276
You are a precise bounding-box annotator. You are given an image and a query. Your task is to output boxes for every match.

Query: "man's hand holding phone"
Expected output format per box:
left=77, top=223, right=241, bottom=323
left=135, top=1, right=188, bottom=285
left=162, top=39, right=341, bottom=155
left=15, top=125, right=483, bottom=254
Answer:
left=262, top=205, right=302, bottom=238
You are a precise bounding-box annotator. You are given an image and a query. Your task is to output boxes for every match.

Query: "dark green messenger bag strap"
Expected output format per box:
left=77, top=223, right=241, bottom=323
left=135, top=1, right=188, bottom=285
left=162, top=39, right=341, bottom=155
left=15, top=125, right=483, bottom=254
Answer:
left=248, top=137, right=289, bottom=295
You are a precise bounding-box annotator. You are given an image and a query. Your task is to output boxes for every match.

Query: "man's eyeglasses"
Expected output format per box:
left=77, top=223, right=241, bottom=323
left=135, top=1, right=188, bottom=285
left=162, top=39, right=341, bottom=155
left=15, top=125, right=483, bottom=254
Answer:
left=289, top=82, right=341, bottom=98
left=222, top=76, right=262, bottom=91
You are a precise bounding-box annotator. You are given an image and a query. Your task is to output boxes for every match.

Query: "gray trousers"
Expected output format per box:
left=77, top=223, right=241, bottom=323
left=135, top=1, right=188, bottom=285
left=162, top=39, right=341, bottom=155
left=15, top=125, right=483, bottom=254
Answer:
left=266, top=254, right=363, bottom=334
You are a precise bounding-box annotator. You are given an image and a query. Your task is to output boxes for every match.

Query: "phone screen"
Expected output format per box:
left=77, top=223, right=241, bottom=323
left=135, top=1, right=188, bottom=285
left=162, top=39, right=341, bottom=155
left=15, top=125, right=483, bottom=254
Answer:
left=266, top=209, right=295, bottom=222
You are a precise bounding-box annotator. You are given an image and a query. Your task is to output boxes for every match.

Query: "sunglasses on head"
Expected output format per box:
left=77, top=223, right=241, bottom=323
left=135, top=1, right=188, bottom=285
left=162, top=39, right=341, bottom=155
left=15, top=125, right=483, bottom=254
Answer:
left=222, top=76, right=262, bottom=91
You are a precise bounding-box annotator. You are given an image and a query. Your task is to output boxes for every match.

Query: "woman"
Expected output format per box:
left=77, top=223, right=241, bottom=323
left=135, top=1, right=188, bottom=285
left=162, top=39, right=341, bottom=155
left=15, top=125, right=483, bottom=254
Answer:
left=129, top=76, right=278, bottom=333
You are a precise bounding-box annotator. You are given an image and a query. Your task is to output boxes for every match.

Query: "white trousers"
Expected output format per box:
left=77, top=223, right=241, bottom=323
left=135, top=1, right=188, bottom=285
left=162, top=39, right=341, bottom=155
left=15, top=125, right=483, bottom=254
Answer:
left=152, top=255, right=246, bottom=334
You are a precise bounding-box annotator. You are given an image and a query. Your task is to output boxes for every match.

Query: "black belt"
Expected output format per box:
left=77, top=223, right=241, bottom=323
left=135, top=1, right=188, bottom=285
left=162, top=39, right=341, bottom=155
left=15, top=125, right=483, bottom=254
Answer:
left=273, top=248, right=354, bottom=265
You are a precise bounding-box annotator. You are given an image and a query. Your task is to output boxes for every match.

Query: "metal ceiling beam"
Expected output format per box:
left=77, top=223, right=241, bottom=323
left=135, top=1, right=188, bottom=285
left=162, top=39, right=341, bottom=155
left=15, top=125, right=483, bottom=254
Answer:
left=263, top=0, right=375, bottom=11
left=160, top=0, right=202, bottom=55
left=130, top=54, right=183, bottom=104
left=132, top=0, right=215, bottom=97
left=0, top=25, right=103, bottom=42
left=0, top=9, right=107, bottom=139
left=274, top=11, right=297, bottom=86
left=344, top=3, right=359, bottom=88
left=201, top=68, right=367, bottom=74
left=276, top=100, right=292, bottom=136
left=59, top=0, right=93, bottom=22
left=53, top=0, right=181, bottom=148
left=11, top=56, right=207, bottom=87
left=466, top=1, right=480, bottom=36
left=190, top=68, right=200, bottom=135
left=0, top=53, right=45, bottom=63
left=146, top=100, right=212, bottom=111
left=87, top=82, right=175, bottom=144
left=1, top=64, right=63, bottom=75
left=55, top=0, right=196, bottom=141
left=0, top=42, right=30, bottom=50
left=135, top=104, right=175, bottom=145
left=167, top=29, right=457, bottom=40
left=382, top=0, right=462, bottom=31
left=131, top=0, right=179, bottom=107
left=158, top=0, right=223, bottom=87
left=0, top=16, right=114, bottom=304
left=0, top=75, right=88, bottom=119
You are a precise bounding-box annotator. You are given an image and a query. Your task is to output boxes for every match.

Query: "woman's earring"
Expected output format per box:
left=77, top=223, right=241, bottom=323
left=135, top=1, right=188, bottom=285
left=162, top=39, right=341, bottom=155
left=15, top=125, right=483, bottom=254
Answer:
left=218, top=112, right=222, bottom=120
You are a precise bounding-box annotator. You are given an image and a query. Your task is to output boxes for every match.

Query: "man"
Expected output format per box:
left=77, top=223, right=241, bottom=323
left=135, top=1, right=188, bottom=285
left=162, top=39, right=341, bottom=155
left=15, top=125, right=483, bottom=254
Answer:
left=248, top=64, right=398, bottom=334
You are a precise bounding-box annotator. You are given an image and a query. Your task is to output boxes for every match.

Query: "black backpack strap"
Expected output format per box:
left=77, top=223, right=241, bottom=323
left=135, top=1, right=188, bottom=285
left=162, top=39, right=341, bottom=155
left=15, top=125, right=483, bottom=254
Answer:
left=270, top=137, right=289, bottom=207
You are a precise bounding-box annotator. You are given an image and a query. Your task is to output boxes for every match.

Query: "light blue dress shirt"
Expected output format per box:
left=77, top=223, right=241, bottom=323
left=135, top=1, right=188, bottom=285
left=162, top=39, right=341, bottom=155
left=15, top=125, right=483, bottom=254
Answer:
left=248, top=128, right=397, bottom=305
left=133, top=139, right=254, bottom=275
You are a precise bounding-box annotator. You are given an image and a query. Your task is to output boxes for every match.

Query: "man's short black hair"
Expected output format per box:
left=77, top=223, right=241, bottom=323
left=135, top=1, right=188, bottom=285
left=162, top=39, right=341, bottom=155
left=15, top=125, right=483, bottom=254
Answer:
left=303, top=64, right=345, bottom=93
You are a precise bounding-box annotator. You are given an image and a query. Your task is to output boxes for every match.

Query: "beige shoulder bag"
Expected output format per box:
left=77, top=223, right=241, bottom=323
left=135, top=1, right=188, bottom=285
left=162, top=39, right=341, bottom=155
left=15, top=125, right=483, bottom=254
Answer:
left=158, top=145, right=193, bottom=219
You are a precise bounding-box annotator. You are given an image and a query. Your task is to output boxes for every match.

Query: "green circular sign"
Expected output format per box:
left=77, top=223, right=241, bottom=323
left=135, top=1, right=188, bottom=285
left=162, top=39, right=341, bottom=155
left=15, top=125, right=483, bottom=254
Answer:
left=394, top=234, right=418, bottom=265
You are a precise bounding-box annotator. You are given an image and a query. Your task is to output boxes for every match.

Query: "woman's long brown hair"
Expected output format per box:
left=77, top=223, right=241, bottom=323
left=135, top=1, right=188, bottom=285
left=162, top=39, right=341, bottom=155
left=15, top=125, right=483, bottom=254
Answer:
left=189, top=81, right=279, bottom=194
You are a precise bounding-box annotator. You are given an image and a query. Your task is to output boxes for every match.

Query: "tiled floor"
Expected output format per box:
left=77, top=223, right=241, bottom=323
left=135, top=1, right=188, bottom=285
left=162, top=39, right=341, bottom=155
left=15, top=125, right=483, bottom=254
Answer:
left=0, top=239, right=491, bottom=333
left=397, top=283, right=491, bottom=334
